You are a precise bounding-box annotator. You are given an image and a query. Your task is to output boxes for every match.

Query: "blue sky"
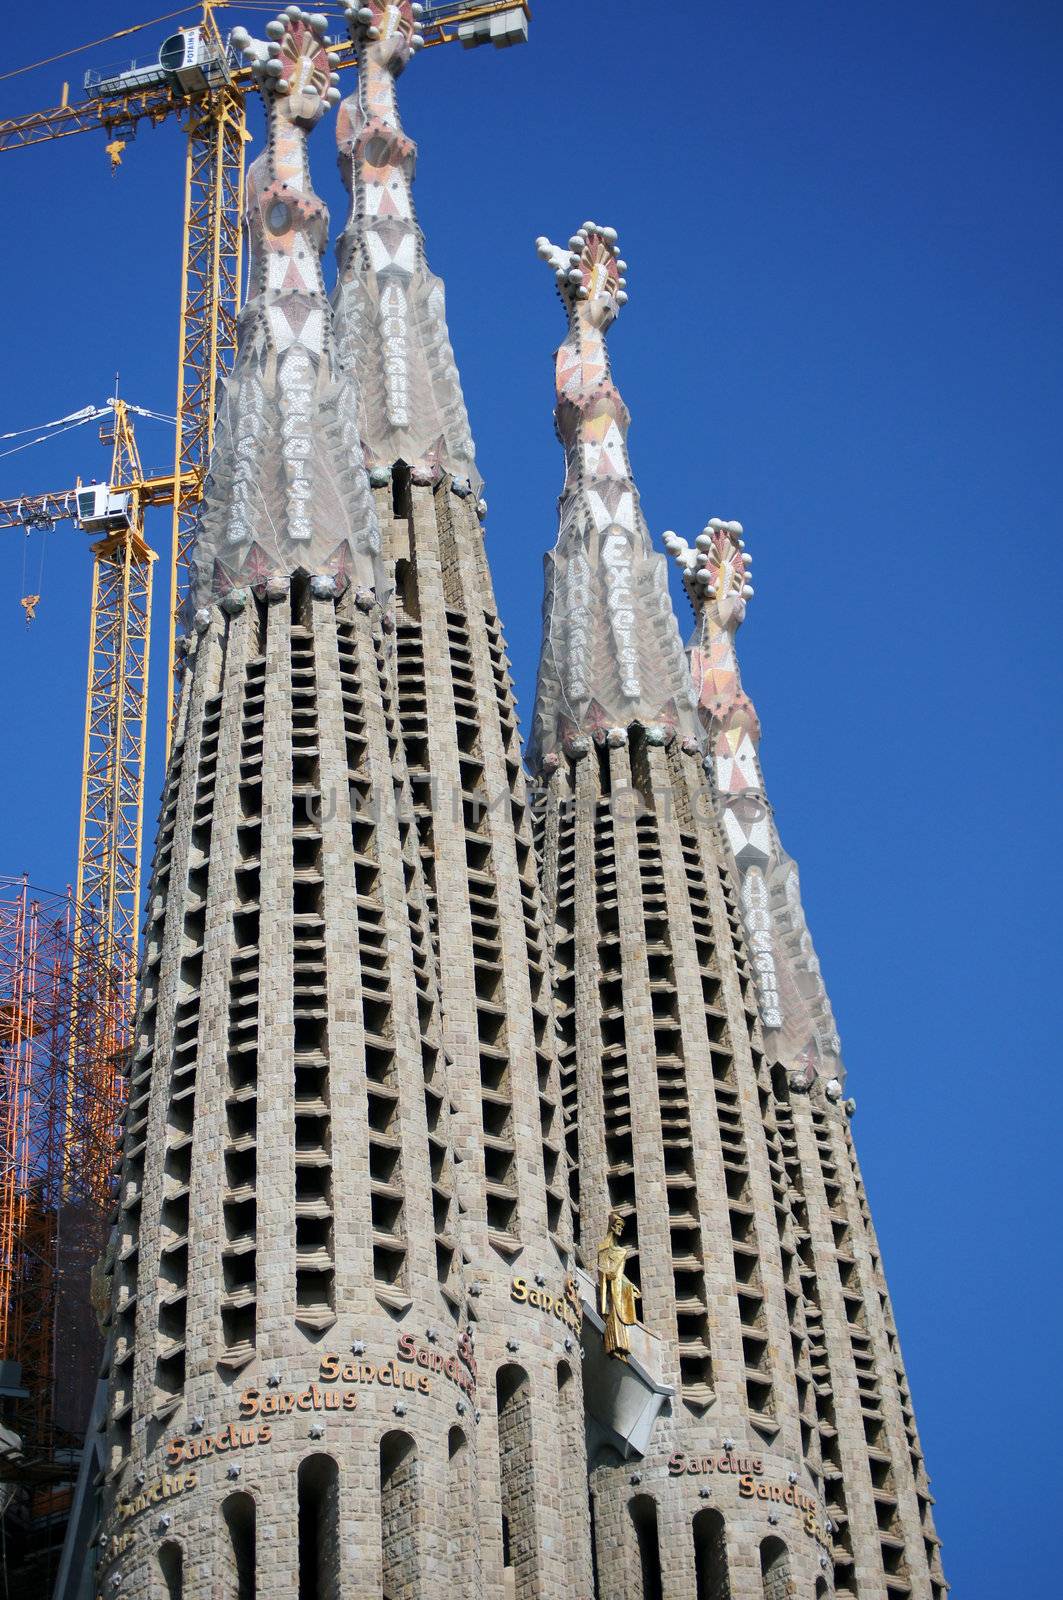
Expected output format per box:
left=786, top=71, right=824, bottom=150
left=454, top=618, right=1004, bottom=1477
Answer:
left=1, top=2, right=1060, bottom=1590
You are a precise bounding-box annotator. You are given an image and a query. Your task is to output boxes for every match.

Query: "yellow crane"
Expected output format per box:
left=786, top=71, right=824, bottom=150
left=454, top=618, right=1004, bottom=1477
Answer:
left=0, top=0, right=530, bottom=1015
left=0, top=400, right=169, bottom=1013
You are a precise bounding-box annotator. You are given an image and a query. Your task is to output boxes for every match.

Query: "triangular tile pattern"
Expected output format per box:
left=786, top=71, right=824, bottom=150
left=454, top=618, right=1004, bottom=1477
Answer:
left=332, top=0, right=479, bottom=491
left=529, top=225, right=700, bottom=766
left=188, top=11, right=384, bottom=614
left=666, top=519, right=842, bottom=1081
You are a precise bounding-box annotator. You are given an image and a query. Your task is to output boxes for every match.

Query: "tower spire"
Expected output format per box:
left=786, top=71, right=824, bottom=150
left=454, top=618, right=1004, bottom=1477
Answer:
left=665, top=518, right=843, bottom=1087
left=190, top=8, right=384, bottom=615
left=530, top=223, right=698, bottom=766
left=332, top=0, right=479, bottom=490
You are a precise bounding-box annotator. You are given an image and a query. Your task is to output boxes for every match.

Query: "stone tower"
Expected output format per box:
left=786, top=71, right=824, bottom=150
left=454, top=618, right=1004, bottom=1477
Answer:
left=332, top=4, right=592, bottom=1594
left=530, top=222, right=945, bottom=1599
left=99, top=10, right=473, bottom=1596
left=91, top=3, right=944, bottom=1593
left=659, top=521, right=948, bottom=1599
left=97, top=4, right=591, bottom=1597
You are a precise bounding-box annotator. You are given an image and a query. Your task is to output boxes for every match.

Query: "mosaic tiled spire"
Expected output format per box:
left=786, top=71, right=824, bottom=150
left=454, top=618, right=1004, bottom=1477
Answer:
left=664, top=519, right=842, bottom=1089
left=531, top=228, right=830, bottom=1595
left=331, top=0, right=479, bottom=489
left=190, top=9, right=384, bottom=611
left=664, top=521, right=948, bottom=1598
left=530, top=224, right=699, bottom=766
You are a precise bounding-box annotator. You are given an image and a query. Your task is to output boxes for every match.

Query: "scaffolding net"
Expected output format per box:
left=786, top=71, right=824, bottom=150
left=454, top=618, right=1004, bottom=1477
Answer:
left=0, top=876, right=126, bottom=1488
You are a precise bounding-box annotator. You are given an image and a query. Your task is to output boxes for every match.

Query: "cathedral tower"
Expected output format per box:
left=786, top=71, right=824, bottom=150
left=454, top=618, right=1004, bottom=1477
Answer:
left=331, top=6, right=592, bottom=1593
left=531, top=223, right=844, bottom=1598
left=98, top=13, right=476, bottom=1596
left=90, top=5, right=944, bottom=1592
left=660, top=522, right=948, bottom=1599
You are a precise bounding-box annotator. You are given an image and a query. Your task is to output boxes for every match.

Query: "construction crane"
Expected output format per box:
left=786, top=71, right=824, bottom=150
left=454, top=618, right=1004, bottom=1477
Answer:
left=0, top=0, right=530, bottom=988
left=0, top=399, right=167, bottom=1021
left=0, top=6, right=530, bottom=1559
left=0, top=0, right=528, bottom=1025
left=0, top=0, right=530, bottom=756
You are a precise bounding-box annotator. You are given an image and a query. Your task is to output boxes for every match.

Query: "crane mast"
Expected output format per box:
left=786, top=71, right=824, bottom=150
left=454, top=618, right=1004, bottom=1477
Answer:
left=0, top=0, right=530, bottom=952
left=168, top=10, right=245, bottom=746
left=74, top=402, right=156, bottom=1023
left=0, top=402, right=159, bottom=1022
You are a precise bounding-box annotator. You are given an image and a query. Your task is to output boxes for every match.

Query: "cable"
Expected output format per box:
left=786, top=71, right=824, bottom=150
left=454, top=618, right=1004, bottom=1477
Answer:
left=0, top=8, right=192, bottom=86
left=0, top=404, right=103, bottom=441
left=125, top=404, right=178, bottom=426
left=0, top=412, right=105, bottom=463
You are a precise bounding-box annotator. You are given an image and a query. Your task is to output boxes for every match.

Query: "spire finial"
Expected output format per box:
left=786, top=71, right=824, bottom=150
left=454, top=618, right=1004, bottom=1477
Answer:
left=535, top=223, right=628, bottom=326
left=339, top=1, right=426, bottom=74
left=664, top=519, right=754, bottom=626
left=231, top=9, right=341, bottom=124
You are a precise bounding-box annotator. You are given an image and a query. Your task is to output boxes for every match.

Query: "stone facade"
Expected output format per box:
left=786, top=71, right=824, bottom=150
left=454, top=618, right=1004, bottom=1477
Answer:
left=91, top=10, right=944, bottom=1597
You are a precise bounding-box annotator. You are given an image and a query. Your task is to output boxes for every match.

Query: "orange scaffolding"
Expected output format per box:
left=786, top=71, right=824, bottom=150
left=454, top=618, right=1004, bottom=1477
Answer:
left=0, top=877, right=126, bottom=1485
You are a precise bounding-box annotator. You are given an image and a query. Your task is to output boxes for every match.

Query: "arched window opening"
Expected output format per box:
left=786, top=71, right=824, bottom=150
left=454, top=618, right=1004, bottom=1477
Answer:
left=496, top=1364, right=539, bottom=1598
left=447, top=1426, right=476, bottom=1591
left=380, top=1429, right=420, bottom=1599
left=221, top=1491, right=256, bottom=1600
left=298, top=1452, right=340, bottom=1600
left=629, top=1494, right=663, bottom=1600
left=760, top=1534, right=793, bottom=1600
left=157, top=1539, right=183, bottom=1599
left=816, top=1581, right=829, bottom=1599
left=693, top=1506, right=730, bottom=1600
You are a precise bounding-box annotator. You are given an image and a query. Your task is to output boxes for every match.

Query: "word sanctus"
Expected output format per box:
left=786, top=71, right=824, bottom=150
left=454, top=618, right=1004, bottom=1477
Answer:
left=167, top=1422, right=272, bottom=1466
left=240, top=1382, right=361, bottom=1418
left=396, top=1332, right=476, bottom=1400
left=316, top=1354, right=433, bottom=1396
left=116, top=1470, right=198, bottom=1522
left=738, top=1475, right=827, bottom=1541
left=669, top=1450, right=764, bottom=1478
left=511, top=1274, right=582, bottom=1335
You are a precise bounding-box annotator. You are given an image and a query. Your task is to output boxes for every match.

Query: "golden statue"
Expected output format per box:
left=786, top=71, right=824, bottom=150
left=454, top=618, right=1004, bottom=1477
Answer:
left=597, top=1209, right=640, bottom=1361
